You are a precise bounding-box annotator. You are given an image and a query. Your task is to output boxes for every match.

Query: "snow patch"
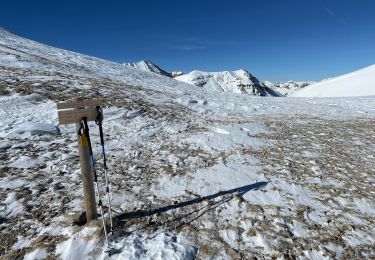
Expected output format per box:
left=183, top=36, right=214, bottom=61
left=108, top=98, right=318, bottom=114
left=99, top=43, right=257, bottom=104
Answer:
left=0, top=178, right=29, bottom=189
left=24, top=247, right=48, bottom=260
left=3, top=192, right=24, bottom=217
left=109, top=233, right=198, bottom=260
left=11, top=122, right=60, bottom=137
left=55, top=237, right=98, bottom=260
left=186, top=123, right=266, bottom=154
left=9, top=155, right=41, bottom=169
left=153, top=154, right=266, bottom=200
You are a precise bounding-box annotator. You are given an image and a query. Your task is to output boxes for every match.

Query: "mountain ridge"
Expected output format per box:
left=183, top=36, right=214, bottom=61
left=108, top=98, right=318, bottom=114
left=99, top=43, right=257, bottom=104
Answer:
left=175, top=69, right=279, bottom=96
left=263, top=80, right=313, bottom=96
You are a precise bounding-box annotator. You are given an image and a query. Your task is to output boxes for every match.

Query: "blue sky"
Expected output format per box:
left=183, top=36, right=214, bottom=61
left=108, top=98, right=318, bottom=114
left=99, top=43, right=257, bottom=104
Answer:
left=1, top=0, right=375, bottom=82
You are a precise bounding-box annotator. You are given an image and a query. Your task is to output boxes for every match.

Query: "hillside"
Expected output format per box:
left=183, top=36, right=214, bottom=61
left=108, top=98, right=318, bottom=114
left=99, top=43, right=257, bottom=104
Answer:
left=291, top=65, right=375, bottom=97
left=0, top=28, right=195, bottom=100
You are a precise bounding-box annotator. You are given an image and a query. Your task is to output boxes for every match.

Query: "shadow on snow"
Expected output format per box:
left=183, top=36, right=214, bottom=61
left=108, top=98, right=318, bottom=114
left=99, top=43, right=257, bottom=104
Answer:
left=116, top=181, right=268, bottom=222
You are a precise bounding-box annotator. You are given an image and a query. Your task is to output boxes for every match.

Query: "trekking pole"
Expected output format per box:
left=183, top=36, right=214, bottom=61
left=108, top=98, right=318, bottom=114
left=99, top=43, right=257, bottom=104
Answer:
left=95, top=106, right=114, bottom=234
left=80, top=117, right=109, bottom=245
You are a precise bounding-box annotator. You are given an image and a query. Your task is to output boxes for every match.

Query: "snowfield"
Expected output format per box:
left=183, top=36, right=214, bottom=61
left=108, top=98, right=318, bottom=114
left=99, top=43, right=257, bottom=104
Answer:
left=1, top=28, right=375, bottom=259
left=291, top=65, right=375, bottom=97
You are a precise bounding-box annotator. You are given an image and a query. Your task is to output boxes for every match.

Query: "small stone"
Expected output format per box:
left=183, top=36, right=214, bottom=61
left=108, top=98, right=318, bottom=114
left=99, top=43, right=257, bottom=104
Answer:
left=248, top=229, right=257, bottom=237
left=66, top=211, right=87, bottom=226
left=31, top=234, right=49, bottom=246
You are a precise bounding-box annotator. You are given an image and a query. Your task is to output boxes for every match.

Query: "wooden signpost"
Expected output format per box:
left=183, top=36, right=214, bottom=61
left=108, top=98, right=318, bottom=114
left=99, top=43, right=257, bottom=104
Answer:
left=57, top=100, right=103, bottom=222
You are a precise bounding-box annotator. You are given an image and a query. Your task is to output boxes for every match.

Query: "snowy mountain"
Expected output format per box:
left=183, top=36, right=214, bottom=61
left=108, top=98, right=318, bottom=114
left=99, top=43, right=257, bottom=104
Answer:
left=124, top=60, right=184, bottom=78
left=263, top=80, right=313, bottom=96
left=123, top=60, right=172, bottom=77
left=123, top=61, right=278, bottom=97
left=171, top=70, right=183, bottom=77
left=175, top=69, right=279, bottom=96
left=291, top=65, right=375, bottom=97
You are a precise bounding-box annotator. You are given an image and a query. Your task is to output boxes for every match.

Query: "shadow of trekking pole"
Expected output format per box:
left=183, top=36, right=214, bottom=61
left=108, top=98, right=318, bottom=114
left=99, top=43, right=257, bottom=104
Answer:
left=116, top=181, right=268, bottom=222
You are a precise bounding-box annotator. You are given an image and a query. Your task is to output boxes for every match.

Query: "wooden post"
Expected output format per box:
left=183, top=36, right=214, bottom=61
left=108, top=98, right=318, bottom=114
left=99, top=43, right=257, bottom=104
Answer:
left=57, top=100, right=103, bottom=222
left=76, top=121, right=97, bottom=221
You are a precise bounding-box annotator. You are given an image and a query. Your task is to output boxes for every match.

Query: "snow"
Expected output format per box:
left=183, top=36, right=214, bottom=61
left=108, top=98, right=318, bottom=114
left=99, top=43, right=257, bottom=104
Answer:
left=354, top=198, right=375, bottom=215
left=3, top=192, right=24, bottom=217
left=53, top=232, right=198, bottom=260
left=24, top=247, right=48, bottom=260
left=55, top=237, right=98, bottom=260
left=303, top=249, right=329, bottom=260
left=11, top=122, right=60, bottom=137
left=9, top=155, right=41, bottom=168
left=291, top=64, right=375, bottom=97
left=152, top=154, right=266, bottom=200
left=171, top=70, right=183, bottom=77
left=0, top=178, right=29, bottom=189
left=11, top=235, right=32, bottom=250
left=106, top=233, right=198, bottom=260
left=185, top=123, right=266, bottom=154
left=0, top=141, right=12, bottom=150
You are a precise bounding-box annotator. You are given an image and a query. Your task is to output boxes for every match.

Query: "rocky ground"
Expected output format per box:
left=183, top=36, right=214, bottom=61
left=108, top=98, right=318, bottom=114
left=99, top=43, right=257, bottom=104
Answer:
left=114, top=115, right=375, bottom=259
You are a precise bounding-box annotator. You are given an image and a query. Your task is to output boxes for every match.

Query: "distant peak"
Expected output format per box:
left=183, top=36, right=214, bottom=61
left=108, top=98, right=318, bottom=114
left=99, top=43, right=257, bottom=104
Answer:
left=234, top=68, right=251, bottom=75
left=171, top=70, right=183, bottom=77
left=138, top=60, right=154, bottom=64
left=124, top=60, right=172, bottom=77
left=175, top=68, right=278, bottom=96
left=235, top=68, right=248, bottom=72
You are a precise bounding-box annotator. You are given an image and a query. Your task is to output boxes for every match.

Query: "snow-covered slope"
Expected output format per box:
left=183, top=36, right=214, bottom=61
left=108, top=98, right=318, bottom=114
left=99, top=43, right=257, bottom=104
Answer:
left=0, top=28, right=194, bottom=96
left=124, top=60, right=171, bottom=77
left=264, top=80, right=312, bottom=96
left=291, top=65, right=375, bottom=97
left=175, top=69, right=279, bottom=96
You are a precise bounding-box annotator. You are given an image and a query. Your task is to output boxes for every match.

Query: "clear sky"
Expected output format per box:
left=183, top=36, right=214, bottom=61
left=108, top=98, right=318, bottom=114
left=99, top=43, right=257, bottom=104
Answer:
left=1, top=0, right=375, bottom=82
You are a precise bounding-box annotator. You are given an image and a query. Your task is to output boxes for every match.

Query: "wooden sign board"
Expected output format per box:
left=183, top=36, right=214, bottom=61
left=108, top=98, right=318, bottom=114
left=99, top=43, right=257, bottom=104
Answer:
left=57, top=100, right=103, bottom=125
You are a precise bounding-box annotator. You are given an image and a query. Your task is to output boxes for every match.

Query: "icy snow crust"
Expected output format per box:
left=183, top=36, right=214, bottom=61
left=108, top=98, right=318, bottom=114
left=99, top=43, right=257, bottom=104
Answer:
left=1, top=28, right=375, bottom=259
